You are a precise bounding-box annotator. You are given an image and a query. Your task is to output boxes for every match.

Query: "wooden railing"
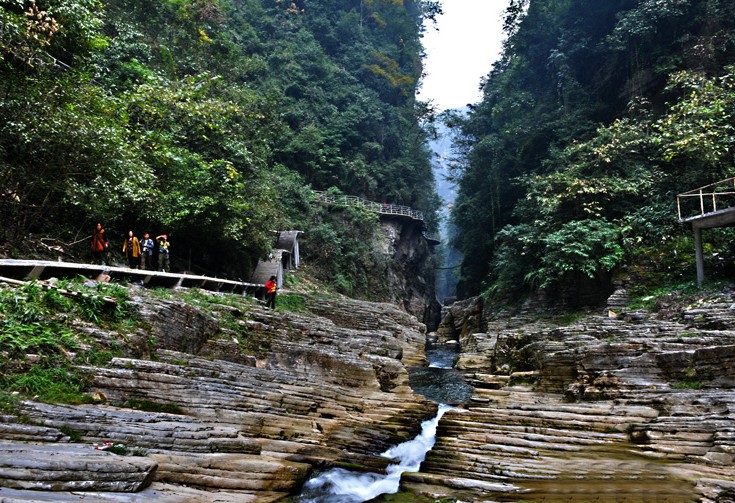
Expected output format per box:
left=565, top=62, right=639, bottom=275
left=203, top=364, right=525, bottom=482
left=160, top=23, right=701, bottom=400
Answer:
left=677, top=176, right=735, bottom=222
left=313, top=191, right=426, bottom=222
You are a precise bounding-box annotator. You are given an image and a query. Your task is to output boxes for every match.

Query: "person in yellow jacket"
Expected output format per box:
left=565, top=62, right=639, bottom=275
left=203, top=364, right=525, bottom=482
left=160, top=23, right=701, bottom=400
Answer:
left=122, top=230, right=141, bottom=269
left=156, top=234, right=170, bottom=272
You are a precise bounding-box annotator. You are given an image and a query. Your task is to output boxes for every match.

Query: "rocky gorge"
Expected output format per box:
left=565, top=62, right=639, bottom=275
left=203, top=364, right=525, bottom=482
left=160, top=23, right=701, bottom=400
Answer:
left=412, top=290, right=735, bottom=502
left=1, top=279, right=735, bottom=502
left=0, top=282, right=435, bottom=502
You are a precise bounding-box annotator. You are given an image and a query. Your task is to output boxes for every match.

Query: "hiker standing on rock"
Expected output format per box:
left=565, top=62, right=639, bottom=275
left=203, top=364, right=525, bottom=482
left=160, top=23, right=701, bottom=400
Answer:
left=264, top=275, right=277, bottom=309
left=91, top=223, right=108, bottom=265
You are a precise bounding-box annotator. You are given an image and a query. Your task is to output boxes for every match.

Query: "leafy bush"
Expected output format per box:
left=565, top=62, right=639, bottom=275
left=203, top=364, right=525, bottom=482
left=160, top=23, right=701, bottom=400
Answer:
left=304, top=205, right=389, bottom=299
left=0, top=281, right=134, bottom=404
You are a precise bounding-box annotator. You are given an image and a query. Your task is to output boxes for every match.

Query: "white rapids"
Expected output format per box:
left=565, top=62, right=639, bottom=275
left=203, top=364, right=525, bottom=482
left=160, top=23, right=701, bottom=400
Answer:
left=297, top=404, right=454, bottom=502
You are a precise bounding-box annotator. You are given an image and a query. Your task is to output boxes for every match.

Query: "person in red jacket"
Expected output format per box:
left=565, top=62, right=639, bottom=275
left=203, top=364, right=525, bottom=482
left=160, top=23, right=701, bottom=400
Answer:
left=90, top=223, right=108, bottom=265
left=264, top=275, right=277, bottom=309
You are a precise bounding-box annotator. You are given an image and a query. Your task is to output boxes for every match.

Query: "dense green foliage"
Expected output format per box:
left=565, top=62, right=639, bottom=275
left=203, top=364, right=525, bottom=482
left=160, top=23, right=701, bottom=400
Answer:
left=0, top=280, right=131, bottom=402
left=450, top=0, right=735, bottom=299
left=0, top=0, right=439, bottom=290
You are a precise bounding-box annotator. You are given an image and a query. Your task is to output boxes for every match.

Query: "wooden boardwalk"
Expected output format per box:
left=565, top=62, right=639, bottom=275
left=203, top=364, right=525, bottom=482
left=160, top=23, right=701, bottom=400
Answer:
left=0, top=259, right=259, bottom=294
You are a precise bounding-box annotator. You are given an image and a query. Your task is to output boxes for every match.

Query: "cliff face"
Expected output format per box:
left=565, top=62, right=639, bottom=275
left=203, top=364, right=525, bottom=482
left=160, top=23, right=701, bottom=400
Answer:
left=379, top=218, right=441, bottom=330
left=0, top=289, right=435, bottom=502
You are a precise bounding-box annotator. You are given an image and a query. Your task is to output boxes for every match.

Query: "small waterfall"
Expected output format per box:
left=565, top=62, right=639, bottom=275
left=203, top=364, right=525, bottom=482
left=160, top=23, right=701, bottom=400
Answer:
left=296, top=404, right=454, bottom=503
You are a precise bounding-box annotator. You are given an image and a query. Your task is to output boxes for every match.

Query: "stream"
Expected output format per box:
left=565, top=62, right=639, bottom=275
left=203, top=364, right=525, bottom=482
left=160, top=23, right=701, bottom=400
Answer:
left=293, top=343, right=473, bottom=502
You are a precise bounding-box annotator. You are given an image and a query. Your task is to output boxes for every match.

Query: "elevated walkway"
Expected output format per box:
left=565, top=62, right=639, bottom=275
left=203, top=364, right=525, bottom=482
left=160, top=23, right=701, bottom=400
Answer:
left=677, top=176, right=735, bottom=285
left=313, top=190, right=440, bottom=243
left=0, top=259, right=259, bottom=294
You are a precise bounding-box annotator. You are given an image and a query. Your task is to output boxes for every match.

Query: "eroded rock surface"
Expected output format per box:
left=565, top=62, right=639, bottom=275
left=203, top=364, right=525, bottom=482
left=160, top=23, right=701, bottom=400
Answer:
left=0, top=292, right=434, bottom=502
left=409, top=292, right=735, bottom=502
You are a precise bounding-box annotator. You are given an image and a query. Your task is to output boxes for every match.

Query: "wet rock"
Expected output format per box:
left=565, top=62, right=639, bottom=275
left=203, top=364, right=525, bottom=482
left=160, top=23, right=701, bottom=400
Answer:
left=408, top=295, right=735, bottom=501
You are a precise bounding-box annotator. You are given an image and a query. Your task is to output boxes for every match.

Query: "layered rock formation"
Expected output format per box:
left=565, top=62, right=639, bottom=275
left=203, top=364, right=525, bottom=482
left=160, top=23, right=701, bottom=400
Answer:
left=0, top=291, right=435, bottom=502
left=407, top=292, right=735, bottom=502
left=5, top=280, right=735, bottom=503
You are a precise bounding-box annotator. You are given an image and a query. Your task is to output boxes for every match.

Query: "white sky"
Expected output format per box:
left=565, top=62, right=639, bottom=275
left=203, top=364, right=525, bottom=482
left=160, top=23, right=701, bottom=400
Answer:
left=417, top=1, right=509, bottom=111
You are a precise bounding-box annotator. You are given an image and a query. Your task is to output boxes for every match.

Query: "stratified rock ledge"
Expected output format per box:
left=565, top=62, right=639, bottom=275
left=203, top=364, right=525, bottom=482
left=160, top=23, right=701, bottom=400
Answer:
left=0, top=293, right=434, bottom=502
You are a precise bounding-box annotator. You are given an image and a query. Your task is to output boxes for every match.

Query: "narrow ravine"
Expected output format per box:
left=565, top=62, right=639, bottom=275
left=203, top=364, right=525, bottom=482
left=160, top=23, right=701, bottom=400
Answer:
left=294, top=342, right=473, bottom=502
left=295, top=404, right=453, bottom=503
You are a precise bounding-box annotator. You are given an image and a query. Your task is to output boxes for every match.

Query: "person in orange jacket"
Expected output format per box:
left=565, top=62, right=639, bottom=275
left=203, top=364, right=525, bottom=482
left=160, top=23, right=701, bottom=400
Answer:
left=264, top=275, right=277, bottom=309
left=91, top=223, right=108, bottom=265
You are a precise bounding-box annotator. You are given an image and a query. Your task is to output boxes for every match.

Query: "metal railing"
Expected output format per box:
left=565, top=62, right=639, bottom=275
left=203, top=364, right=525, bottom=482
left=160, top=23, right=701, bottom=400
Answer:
left=313, top=191, right=426, bottom=222
left=677, top=176, right=735, bottom=222
left=422, top=231, right=440, bottom=243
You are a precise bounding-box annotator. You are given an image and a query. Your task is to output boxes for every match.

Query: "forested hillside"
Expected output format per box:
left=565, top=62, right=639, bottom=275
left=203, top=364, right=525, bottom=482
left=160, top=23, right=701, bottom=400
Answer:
left=451, top=0, right=735, bottom=302
left=0, top=0, right=440, bottom=295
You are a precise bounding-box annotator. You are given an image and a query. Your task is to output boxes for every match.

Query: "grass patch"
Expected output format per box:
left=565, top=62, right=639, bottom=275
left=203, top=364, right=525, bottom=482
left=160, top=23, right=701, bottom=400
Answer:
left=123, top=399, right=184, bottom=415
left=107, top=444, right=129, bottom=456
left=79, top=349, right=118, bottom=366
left=151, top=287, right=173, bottom=299
left=0, top=280, right=136, bottom=361
left=277, top=293, right=308, bottom=313
left=508, top=374, right=539, bottom=387
left=1, top=366, right=95, bottom=404
left=673, top=380, right=703, bottom=390
left=627, top=280, right=716, bottom=310
left=177, top=288, right=254, bottom=311
left=0, top=281, right=131, bottom=405
left=548, top=312, right=587, bottom=326
left=59, top=425, right=84, bottom=442
left=0, top=391, right=21, bottom=415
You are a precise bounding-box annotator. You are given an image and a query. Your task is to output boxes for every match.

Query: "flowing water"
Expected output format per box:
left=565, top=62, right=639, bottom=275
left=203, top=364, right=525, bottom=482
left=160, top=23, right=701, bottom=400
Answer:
left=407, top=343, right=474, bottom=405
left=295, top=404, right=453, bottom=503
left=293, top=344, right=471, bottom=502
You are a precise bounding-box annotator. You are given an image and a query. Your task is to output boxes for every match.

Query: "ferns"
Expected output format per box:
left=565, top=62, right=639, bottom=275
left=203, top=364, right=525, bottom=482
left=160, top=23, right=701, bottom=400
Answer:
left=0, top=280, right=133, bottom=404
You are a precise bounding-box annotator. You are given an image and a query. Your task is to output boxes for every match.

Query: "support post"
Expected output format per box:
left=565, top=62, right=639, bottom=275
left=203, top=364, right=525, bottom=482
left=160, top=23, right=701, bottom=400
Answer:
left=693, top=225, right=704, bottom=287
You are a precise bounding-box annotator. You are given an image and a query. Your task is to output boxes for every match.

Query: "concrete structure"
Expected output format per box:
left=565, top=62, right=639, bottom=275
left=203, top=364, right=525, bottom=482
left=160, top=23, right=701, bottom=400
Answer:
left=276, top=231, right=302, bottom=270
left=677, top=176, right=735, bottom=286
left=250, top=231, right=303, bottom=289
left=0, top=259, right=259, bottom=294
left=250, top=249, right=286, bottom=290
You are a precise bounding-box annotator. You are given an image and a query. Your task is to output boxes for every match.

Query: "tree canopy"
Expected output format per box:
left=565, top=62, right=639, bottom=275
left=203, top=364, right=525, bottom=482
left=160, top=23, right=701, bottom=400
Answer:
left=450, top=0, right=735, bottom=300
left=0, top=0, right=440, bottom=293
